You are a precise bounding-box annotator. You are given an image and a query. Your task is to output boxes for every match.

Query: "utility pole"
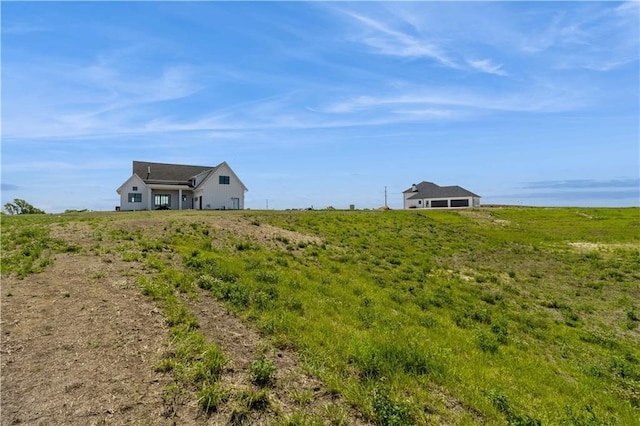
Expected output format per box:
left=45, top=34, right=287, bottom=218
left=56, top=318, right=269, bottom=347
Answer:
left=384, top=186, right=388, bottom=208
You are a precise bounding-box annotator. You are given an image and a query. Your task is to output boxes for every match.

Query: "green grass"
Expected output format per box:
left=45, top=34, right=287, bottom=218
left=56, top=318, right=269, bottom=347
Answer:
left=2, top=207, right=638, bottom=425
left=172, top=208, right=639, bottom=424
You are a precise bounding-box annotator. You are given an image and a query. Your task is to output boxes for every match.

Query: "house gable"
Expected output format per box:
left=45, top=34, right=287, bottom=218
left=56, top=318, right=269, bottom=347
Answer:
left=195, top=162, right=248, bottom=210
left=199, top=161, right=248, bottom=192
left=117, top=174, right=148, bottom=210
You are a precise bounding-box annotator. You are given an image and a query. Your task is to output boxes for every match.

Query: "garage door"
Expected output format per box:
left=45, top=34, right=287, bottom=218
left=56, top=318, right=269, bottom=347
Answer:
left=451, top=199, right=469, bottom=207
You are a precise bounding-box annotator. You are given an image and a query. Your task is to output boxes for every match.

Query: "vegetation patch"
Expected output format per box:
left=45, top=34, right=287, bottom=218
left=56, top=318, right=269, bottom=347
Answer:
left=2, top=207, right=638, bottom=425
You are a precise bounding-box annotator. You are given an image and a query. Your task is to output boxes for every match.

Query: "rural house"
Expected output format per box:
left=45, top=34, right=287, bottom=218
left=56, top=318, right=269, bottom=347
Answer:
left=403, top=181, right=480, bottom=209
left=116, top=161, right=247, bottom=211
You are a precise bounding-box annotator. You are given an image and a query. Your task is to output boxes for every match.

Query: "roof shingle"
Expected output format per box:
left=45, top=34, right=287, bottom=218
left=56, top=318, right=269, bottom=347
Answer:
left=404, top=181, right=480, bottom=199
left=133, top=161, right=216, bottom=184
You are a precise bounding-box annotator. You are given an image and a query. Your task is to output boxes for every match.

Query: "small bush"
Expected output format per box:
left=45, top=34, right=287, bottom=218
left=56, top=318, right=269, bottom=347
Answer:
left=249, top=355, right=277, bottom=387
left=477, top=331, right=499, bottom=354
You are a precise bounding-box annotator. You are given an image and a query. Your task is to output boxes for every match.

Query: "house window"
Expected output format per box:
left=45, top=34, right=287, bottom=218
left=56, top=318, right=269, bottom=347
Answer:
left=219, top=175, right=230, bottom=185
left=431, top=200, right=448, bottom=208
left=418, top=200, right=422, bottom=204
left=128, top=193, right=142, bottom=203
left=154, top=194, right=171, bottom=207
left=132, top=186, right=138, bottom=191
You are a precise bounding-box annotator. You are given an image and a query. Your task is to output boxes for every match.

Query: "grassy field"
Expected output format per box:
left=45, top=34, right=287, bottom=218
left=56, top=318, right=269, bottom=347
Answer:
left=2, top=207, right=639, bottom=425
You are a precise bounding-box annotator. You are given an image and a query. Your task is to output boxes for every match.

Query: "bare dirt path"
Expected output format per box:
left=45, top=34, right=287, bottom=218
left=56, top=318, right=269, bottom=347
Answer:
left=1, top=252, right=171, bottom=425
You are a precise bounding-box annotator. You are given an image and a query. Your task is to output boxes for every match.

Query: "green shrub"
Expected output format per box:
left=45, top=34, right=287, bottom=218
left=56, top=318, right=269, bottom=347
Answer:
left=249, top=355, right=277, bottom=387
left=477, top=331, right=499, bottom=354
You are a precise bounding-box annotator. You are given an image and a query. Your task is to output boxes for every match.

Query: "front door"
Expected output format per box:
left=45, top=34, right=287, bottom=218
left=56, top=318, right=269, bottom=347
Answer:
left=231, top=198, right=240, bottom=210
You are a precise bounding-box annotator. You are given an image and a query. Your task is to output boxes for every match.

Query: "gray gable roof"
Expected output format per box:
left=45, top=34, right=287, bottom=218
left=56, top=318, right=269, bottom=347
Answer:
left=133, top=161, right=216, bottom=184
left=404, top=181, right=480, bottom=199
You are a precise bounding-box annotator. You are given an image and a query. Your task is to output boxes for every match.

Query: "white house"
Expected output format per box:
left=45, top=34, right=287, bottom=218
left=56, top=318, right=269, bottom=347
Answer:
left=403, top=181, right=480, bottom=209
left=116, top=161, right=247, bottom=211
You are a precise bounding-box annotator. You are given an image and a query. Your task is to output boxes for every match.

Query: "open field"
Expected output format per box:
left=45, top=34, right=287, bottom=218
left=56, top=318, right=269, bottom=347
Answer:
left=1, top=207, right=639, bottom=425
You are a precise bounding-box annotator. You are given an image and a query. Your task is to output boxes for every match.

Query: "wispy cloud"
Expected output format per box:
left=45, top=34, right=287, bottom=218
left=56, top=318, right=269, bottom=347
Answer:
left=500, top=177, right=640, bottom=206
left=467, top=59, right=507, bottom=76
left=2, top=46, right=205, bottom=140
left=320, top=83, right=587, bottom=115
left=524, top=178, right=640, bottom=190
left=515, top=190, right=639, bottom=201
left=332, top=4, right=515, bottom=77
left=518, top=2, right=639, bottom=71
left=343, top=10, right=456, bottom=67
left=0, top=160, right=125, bottom=174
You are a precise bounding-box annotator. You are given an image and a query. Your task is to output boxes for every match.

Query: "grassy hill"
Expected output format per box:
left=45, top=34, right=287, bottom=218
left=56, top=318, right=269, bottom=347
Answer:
left=2, top=207, right=639, bottom=424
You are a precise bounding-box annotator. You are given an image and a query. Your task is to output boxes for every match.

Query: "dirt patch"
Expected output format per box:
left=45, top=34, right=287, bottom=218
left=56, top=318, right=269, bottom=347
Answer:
left=567, top=241, right=639, bottom=251
left=1, top=253, right=171, bottom=425
left=567, top=242, right=601, bottom=250
left=457, top=210, right=511, bottom=227
left=179, top=214, right=323, bottom=247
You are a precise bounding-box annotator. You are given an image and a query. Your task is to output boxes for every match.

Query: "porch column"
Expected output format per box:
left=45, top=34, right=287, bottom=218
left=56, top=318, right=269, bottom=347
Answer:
left=179, top=189, right=183, bottom=210
left=148, top=187, right=153, bottom=210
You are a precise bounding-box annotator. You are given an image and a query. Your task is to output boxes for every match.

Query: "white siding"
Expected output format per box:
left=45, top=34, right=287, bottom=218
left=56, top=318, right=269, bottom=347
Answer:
left=404, top=193, right=421, bottom=209
left=197, top=163, right=245, bottom=210
left=119, top=175, right=148, bottom=211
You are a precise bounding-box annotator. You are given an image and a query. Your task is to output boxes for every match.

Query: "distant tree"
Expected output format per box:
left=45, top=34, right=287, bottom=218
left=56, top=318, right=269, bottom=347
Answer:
left=3, top=199, right=45, bottom=215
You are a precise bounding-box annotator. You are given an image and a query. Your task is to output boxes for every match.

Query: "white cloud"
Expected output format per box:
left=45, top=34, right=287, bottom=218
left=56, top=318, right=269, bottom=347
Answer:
left=321, top=82, right=588, bottom=116
left=467, top=59, right=508, bottom=76
left=340, top=10, right=457, bottom=68
left=518, top=2, right=638, bottom=71
left=2, top=49, right=205, bottom=140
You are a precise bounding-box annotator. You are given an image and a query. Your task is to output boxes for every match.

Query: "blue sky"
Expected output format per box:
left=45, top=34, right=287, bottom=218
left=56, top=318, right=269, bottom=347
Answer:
left=2, top=1, right=638, bottom=212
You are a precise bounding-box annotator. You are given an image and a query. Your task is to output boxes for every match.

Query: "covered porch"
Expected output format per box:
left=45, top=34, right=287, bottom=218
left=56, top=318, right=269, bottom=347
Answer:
left=146, top=184, right=194, bottom=210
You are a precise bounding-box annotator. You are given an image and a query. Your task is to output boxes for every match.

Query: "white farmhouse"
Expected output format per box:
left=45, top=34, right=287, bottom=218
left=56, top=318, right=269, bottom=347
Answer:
left=116, top=161, right=247, bottom=211
left=403, top=181, right=480, bottom=209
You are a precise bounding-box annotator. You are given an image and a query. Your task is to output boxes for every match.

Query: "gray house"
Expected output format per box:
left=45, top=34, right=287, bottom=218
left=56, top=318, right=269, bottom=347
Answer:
left=403, top=181, right=480, bottom=209
left=116, top=161, right=247, bottom=211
